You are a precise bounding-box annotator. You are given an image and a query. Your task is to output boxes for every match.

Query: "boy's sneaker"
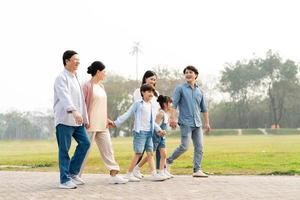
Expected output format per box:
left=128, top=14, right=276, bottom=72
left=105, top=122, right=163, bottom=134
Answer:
left=59, top=180, right=77, bottom=189
left=71, top=175, right=85, bottom=185
left=164, top=169, right=174, bottom=178
left=109, top=175, right=129, bottom=184
left=132, top=166, right=144, bottom=179
left=149, top=173, right=167, bottom=181
left=192, top=170, right=208, bottom=178
left=124, top=173, right=141, bottom=182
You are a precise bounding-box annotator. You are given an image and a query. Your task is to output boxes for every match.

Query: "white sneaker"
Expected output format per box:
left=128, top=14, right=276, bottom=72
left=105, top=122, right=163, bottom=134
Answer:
left=109, top=175, right=129, bottom=184
left=192, top=170, right=208, bottom=178
left=71, top=175, right=85, bottom=185
left=165, top=162, right=171, bottom=172
left=149, top=173, right=167, bottom=181
left=59, top=180, right=77, bottom=189
left=123, top=173, right=141, bottom=182
left=164, top=169, right=174, bottom=178
left=158, top=171, right=169, bottom=179
left=133, top=165, right=144, bottom=179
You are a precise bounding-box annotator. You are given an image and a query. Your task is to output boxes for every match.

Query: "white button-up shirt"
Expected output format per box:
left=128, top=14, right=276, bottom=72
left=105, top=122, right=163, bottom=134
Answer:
left=53, top=69, right=88, bottom=127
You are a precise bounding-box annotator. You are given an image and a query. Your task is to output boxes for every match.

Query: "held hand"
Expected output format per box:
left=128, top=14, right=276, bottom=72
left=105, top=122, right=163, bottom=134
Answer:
left=72, top=111, right=83, bottom=125
left=107, top=120, right=116, bottom=128
left=106, top=118, right=113, bottom=128
left=169, top=119, right=177, bottom=129
left=158, top=130, right=167, bottom=137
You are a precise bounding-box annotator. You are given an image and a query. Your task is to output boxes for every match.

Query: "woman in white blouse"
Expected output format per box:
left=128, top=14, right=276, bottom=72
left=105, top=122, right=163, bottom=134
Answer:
left=80, top=61, right=128, bottom=184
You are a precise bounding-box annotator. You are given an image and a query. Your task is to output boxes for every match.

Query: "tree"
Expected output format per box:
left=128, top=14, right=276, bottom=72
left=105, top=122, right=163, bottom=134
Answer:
left=258, top=50, right=299, bottom=127
left=219, top=60, right=261, bottom=128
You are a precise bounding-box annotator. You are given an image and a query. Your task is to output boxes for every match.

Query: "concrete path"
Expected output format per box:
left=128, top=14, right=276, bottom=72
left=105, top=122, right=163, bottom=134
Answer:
left=0, top=171, right=299, bottom=200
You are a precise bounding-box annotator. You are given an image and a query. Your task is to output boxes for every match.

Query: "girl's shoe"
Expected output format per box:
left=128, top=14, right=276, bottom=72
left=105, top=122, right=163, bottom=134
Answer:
left=164, top=169, right=174, bottom=178
left=149, top=173, right=167, bottom=181
left=124, top=173, right=141, bottom=182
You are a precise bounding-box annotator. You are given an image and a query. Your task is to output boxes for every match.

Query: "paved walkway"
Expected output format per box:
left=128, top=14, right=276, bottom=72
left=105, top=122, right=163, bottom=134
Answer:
left=0, top=171, right=299, bottom=200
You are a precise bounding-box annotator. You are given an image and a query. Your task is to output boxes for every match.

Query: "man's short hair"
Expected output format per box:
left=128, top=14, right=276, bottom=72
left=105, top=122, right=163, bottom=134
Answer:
left=63, top=50, right=78, bottom=66
left=183, top=65, right=199, bottom=79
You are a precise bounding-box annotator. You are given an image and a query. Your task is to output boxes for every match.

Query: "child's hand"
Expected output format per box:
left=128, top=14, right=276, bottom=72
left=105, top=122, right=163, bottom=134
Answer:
left=169, top=119, right=177, bottom=129
left=158, top=130, right=167, bottom=137
left=107, top=119, right=116, bottom=128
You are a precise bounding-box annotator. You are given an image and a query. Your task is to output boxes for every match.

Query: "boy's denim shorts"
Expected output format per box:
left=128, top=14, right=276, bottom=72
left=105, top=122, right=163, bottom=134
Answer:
left=133, top=130, right=153, bottom=153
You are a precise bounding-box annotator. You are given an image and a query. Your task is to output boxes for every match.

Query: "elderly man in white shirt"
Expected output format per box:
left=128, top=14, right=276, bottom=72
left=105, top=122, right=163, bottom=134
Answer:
left=53, top=50, right=90, bottom=189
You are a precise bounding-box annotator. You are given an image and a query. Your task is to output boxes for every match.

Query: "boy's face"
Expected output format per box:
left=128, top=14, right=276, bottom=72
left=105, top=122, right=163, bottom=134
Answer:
left=184, top=69, right=197, bottom=82
left=142, top=90, right=154, bottom=101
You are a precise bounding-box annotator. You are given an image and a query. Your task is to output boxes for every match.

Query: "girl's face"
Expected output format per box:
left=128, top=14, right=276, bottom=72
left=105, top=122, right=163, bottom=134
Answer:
left=145, top=75, right=157, bottom=86
left=164, top=101, right=173, bottom=112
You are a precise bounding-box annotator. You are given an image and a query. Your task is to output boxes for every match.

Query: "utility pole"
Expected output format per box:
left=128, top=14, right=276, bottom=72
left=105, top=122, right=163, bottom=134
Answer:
left=130, top=41, right=142, bottom=81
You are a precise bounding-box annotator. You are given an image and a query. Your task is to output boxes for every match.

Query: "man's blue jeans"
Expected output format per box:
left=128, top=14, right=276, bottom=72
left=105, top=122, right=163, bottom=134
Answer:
left=167, top=125, right=203, bottom=172
left=56, top=124, right=90, bottom=184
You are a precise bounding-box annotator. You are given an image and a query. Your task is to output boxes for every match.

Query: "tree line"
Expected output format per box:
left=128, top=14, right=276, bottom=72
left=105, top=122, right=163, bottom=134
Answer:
left=1, top=50, right=300, bottom=140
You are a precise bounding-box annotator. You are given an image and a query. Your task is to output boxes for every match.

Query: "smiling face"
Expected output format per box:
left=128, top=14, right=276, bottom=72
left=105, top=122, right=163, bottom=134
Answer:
left=164, top=101, right=173, bottom=112
left=142, top=90, right=154, bottom=102
left=65, top=54, right=80, bottom=73
left=184, top=69, right=197, bottom=83
left=145, top=75, right=157, bottom=87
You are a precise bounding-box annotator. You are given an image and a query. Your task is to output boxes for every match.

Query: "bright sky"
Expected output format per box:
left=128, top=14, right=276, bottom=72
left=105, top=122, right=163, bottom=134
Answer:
left=0, top=0, right=300, bottom=112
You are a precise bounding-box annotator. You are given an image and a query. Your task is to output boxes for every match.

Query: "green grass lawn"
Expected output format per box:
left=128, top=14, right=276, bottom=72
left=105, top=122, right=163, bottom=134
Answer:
left=1, top=135, right=300, bottom=175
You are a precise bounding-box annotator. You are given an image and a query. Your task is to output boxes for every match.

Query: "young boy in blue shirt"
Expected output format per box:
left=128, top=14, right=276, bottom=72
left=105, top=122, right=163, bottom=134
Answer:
left=111, top=84, right=167, bottom=182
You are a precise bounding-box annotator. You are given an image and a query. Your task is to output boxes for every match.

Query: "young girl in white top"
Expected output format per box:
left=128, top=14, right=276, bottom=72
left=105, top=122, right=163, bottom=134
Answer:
left=153, top=95, right=174, bottom=178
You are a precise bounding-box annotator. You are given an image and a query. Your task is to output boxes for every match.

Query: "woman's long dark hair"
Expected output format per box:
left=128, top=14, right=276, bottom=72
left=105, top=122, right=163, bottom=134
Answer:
left=141, top=70, right=157, bottom=86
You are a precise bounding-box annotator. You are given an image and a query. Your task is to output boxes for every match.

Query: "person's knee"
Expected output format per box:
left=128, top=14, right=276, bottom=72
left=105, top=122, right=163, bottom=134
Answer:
left=160, top=152, right=167, bottom=159
left=179, top=143, right=189, bottom=152
left=82, top=140, right=91, bottom=150
left=146, top=152, right=154, bottom=157
left=135, top=153, right=142, bottom=157
left=194, top=144, right=203, bottom=153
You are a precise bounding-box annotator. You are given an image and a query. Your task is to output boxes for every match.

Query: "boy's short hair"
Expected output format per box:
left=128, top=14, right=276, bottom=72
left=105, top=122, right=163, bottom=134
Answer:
left=183, top=65, right=199, bottom=79
left=140, top=84, right=157, bottom=97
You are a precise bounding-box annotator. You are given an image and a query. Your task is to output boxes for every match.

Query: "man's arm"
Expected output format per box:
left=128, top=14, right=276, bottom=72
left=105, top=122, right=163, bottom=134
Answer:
left=169, top=86, right=181, bottom=129
left=203, top=112, right=211, bottom=134
left=169, top=108, right=177, bottom=129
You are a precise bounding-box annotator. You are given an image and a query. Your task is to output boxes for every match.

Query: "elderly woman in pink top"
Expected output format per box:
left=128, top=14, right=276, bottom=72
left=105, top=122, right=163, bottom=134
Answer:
left=80, top=61, right=128, bottom=184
